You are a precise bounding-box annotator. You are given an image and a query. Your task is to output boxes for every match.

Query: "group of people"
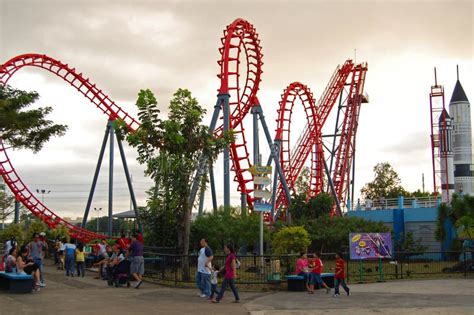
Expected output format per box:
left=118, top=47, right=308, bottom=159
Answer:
left=3, top=233, right=48, bottom=292
left=195, top=238, right=240, bottom=304
left=2, top=231, right=145, bottom=291
left=296, top=251, right=350, bottom=297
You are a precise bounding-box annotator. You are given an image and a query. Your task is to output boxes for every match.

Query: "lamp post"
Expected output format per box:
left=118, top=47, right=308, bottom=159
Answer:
left=94, top=207, right=102, bottom=233
left=36, top=189, right=51, bottom=203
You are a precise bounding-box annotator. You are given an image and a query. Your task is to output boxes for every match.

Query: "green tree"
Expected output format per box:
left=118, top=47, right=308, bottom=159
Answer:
left=0, top=85, right=67, bottom=152
left=190, top=207, right=265, bottom=253
left=0, top=223, right=25, bottom=245
left=119, top=88, right=232, bottom=279
left=0, top=190, right=14, bottom=223
left=272, top=226, right=311, bottom=254
left=289, top=192, right=334, bottom=222
left=436, top=194, right=474, bottom=244
left=293, top=166, right=310, bottom=196
left=304, top=215, right=390, bottom=253
left=361, top=162, right=408, bottom=199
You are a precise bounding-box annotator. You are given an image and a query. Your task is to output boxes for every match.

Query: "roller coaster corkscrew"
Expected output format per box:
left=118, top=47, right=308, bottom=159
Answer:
left=0, top=18, right=368, bottom=241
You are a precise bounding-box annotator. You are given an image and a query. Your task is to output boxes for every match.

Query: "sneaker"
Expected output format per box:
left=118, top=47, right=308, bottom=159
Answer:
left=232, top=300, right=240, bottom=303
left=333, top=293, right=340, bottom=298
left=134, top=280, right=143, bottom=289
left=39, top=283, right=46, bottom=288
left=211, top=299, right=219, bottom=303
left=346, top=290, right=350, bottom=296
left=199, top=294, right=207, bottom=298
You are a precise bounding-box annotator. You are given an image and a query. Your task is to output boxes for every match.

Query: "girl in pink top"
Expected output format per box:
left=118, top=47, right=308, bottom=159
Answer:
left=296, top=252, right=311, bottom=292
left=211, top=244, right=240, bottom=303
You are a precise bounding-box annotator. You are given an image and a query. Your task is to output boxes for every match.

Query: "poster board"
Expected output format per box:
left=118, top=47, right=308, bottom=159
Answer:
left=349, top=233, right=393, bottom=260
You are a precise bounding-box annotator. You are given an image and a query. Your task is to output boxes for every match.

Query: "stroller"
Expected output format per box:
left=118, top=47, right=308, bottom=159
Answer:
left=107, top=259, right=132, bottom=288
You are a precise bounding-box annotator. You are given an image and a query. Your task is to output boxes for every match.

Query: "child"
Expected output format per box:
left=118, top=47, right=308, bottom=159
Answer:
left=209, top=264, right=220, bottom=299
left=309, top=252, right=331, bottom=294
left=334, top=252, right=350, bottom=297
left=75, top=243, right=85, bottom=277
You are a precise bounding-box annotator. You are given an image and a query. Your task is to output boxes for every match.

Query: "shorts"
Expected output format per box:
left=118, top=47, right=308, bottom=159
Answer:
left=23, top=263, right=39, bottom=275
left=311, top=273, right=324, bottom=285
left=130, top=256, right=145, bottom=275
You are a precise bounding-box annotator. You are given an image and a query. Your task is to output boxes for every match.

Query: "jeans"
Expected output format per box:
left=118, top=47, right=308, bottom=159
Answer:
left=216, top=278, right=239, bottom=302
left=65, top=255, right=75, bottom=276
left=197, top=272, right=211, bottom=296
left=76, top=262, right=85, bottom=277
left=210, top=283, right=219, bottom=299
left=334, top=278, right=350, bottom=295
left=33, top=258, right=44, bottom=283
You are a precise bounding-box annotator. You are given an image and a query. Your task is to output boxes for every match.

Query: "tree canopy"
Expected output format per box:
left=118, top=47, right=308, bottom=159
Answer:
left=0, top=85, right=67, bottom=152
left=361, top=162, right=408, bottom=199
left=119, top=88, right=232, bottom=258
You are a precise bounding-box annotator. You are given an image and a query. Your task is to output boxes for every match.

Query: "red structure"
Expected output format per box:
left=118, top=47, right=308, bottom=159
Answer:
left=273, top=61, right=368, bottom=217
left=0, top=18, right=368, bottom=239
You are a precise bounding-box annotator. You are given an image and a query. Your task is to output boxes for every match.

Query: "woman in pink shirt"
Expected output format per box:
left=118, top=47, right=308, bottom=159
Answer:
left=296, top=252, right=311, bottom=291
left=211, top=244, right=240, bottom=303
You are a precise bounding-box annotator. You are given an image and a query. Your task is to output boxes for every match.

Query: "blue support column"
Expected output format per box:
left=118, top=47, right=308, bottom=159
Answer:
left=255, top=106, right=292, bottom=207
left=397, top=195, right=404, bottom=209
left=108, top=121, right=115, bottom=237
left=393, top=208, right=405, bottom=248
left=14, top=200, right=20, bottom=224
left=222, top=94, right=231, bottom=210
left=116, top=134, right=142, bottom=234
left=188, top=97, right=223, bottom=208
left=209, top=166, right=218, bottom=214
left=82, top=121, right=111, bottom=228
left=270, top=140, right=281, bottom=220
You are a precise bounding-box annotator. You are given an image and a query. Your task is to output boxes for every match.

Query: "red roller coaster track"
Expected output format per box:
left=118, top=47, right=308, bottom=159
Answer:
left=273, top=60, right=368, bottom=216
left=0, top=18, right=367, bottom=240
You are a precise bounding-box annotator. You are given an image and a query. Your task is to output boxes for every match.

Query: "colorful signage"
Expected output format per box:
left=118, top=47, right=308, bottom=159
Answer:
left=349, top=233, right=393, bottom=260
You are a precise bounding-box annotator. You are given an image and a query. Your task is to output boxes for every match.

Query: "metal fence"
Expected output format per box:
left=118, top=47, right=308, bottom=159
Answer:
left=141, top=250, right=474, bottom=286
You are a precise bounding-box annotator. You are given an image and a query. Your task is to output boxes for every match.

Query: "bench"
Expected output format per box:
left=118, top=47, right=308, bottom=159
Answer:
left=0, top=271, right=34, bottom=294
left=286, top=273, right=335, bottom=291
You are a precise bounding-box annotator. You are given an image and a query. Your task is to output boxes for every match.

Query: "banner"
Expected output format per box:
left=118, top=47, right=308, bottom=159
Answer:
left=349, top=233, right=393, bottom=260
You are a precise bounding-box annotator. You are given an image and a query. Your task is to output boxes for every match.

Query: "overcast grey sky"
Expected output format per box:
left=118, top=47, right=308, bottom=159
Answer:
left=1, top=0, right=473, bottom=219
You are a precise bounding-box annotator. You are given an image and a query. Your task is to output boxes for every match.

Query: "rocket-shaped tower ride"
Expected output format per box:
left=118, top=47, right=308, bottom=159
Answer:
left=438, top=109, right=455, bottom=202
left=449, top=74, right=474, bottom=195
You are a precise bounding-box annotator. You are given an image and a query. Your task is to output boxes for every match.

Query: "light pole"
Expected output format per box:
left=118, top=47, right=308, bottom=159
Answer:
left=36, top=189, right=51, bottom=203
left=94, top=207, right=102, bottom=233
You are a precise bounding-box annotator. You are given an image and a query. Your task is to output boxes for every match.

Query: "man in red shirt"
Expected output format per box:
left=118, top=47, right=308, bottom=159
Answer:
left=309, top=252, right=331, bottom=294
left=334, top=252, right=350, bottom=297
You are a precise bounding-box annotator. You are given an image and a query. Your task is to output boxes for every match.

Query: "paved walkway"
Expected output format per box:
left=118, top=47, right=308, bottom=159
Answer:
left=245, top=278, right=474, bottom=315
left=0, top=261, right=265, bottom=314
left=1, top=261, right=473, bottom=314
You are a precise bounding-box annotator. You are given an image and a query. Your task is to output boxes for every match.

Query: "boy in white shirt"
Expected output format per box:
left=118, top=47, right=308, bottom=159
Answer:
left=209, top=264, right=220, bottom=300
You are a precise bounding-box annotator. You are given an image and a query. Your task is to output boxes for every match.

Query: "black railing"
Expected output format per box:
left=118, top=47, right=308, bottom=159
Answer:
left=141, top=250, right=474, bottom=286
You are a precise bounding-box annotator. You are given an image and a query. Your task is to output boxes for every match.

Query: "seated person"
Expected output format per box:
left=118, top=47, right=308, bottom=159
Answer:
left=106, top=244, right=126, bottom=286
left=93, top=244, right=113, bottom=279
left=16, top=245, right=41, bottom=291
left=5, top=247, right=17, bottom=273
left=295, top=252, right=311, bottom=291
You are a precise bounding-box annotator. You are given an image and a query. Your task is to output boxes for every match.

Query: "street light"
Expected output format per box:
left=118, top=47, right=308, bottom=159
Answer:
left=36, top=189, right=51, bottom=203
left=94, top=207, right=102, bottom=233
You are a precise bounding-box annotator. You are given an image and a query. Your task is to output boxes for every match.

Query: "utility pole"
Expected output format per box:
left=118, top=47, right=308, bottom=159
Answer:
left=36, top=189, right=51, bottom=203
left=94, top=207, right=102, bottom=233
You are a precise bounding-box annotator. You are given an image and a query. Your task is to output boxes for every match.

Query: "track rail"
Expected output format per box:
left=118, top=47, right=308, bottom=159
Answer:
left=0, top=54, right=140, bottom=242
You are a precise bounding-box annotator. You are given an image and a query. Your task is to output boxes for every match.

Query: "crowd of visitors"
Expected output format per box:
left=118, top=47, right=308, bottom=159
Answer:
left=1, top=230, right=145, bottom=292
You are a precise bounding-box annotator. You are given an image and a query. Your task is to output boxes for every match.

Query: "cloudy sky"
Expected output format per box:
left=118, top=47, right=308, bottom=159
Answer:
left=1, top=0, right=473, bottom=220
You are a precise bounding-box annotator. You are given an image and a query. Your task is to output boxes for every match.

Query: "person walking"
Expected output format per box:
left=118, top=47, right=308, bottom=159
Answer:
left=75, top=243, right=86, bottom=277
left=209, top=264, right=220, bottom=300
left=127, top=233, right=144, bottom=289
left=333, top=252, right=350, bottom=297
left=211, top=244, right=240, bottom=303
left=28, top=233, right=46, bottom=287
left=61, top=238, right=76, bottom=277
left=308, top=252, right=331, bottom=294
left=196, top=238, right=213, bottom=298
